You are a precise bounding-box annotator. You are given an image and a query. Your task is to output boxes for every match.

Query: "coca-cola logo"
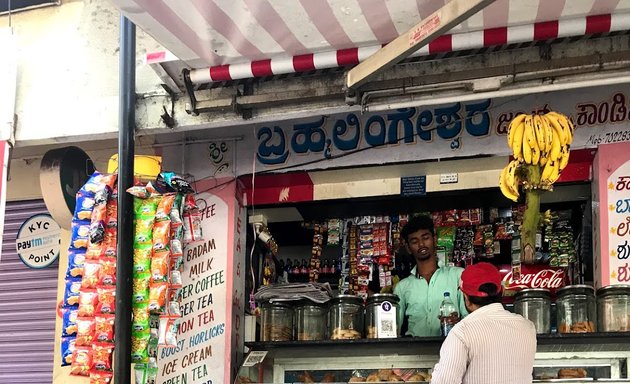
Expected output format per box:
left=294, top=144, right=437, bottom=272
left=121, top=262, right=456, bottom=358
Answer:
left=502, top=269, right=565, bottom=290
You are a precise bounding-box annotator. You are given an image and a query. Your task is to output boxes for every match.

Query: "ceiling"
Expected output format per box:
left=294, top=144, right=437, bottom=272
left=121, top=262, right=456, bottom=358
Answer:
left=110, top=0, right=630, bottom=71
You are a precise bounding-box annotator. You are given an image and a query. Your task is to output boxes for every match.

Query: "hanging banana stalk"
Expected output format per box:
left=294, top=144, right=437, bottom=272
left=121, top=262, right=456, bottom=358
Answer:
left=501, top=111, right=574, bottom=266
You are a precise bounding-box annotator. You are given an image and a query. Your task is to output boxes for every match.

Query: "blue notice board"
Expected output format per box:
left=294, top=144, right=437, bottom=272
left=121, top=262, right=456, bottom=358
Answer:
left=400, top=176, right=426, bottom=196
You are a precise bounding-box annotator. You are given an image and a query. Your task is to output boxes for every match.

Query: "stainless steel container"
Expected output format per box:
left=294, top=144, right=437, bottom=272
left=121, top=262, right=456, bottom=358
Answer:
left=514, top=288, right=551, bottom=334
left=328, top=295, right=364, bottom=340
left=597, top=285, right=630, bottom=332
left=556, top=285, right=596, bottom=333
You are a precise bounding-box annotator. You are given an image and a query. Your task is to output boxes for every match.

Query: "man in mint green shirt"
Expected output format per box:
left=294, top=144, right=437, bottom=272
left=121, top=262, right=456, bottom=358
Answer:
left=394, top=215, right=468, bottom=336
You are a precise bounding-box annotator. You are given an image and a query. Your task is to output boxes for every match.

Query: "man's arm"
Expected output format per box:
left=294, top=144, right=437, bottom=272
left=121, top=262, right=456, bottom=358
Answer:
left=431, top=330, right=468, bottom=384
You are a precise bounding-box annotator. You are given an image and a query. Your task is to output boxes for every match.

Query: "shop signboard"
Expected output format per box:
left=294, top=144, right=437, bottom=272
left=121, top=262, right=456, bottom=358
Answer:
left=165, top=85, right=630, bottom=182
left=157, top=180, right=245, bottom=384
left=15, top=214, right=61, bottom=268
left=593, top=142, right=630, bottom=287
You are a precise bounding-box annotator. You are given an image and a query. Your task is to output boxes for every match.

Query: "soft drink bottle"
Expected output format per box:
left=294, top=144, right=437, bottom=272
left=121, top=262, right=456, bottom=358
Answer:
left=439, top=292, right=459, bottom=336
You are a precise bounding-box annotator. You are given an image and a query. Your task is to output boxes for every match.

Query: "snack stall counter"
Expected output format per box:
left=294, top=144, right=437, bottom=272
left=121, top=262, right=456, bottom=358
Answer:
left=236, top=334, right=630, bottom=384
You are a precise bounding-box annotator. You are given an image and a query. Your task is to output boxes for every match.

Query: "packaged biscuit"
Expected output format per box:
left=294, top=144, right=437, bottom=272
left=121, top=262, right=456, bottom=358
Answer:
left=61, top=336, right=76, bottom=366
left=64, top=278, right=82, bottom=307
left=71, top=221, right=91, bottom=249
left=61, top=307, right=79, bottom=337
left=74, top=195, right=96, bottom=221
left=66, top=250, right=86, bottom=278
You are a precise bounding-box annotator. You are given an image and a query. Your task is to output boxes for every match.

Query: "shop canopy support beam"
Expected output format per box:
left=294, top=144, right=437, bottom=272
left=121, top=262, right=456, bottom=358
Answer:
left=345, top=0, right=496, bottom=93
left=114, top=15, right=136, bottom=384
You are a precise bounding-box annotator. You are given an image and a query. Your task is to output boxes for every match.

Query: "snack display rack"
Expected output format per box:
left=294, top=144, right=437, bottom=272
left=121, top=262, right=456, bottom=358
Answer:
left=236, top=334, right=630, bottom=384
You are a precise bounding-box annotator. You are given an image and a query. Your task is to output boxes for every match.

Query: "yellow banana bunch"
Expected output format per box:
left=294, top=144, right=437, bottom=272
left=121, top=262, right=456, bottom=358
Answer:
left=502, top=111, right=574, bottom=196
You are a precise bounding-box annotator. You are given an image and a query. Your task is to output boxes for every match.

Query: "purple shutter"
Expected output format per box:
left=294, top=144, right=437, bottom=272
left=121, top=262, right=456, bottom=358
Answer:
left=0, top=200, right=58, bottom=384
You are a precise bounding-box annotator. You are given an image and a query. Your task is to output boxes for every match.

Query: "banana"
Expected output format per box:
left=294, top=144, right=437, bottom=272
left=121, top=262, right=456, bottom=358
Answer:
left=533, top=115, right=547, bottom=152
left=511, top=118, right=526, bottom=160
left=540, top=114, right=555, bottom=153
left=507, top=114, right=527, bottom=149
left=541, top=159, right=556, bottom=182
left=547, top=160, right=561, bottom=184
left=545, top=112, right=569, bottom=146
left=522, top=138, right=533, bottom=164
left=539, top=153, right=548, bottom=166
left=559, top=145, right=570, bottom=170
left=523, top=116, right=540, bottom=164
left=505, top=160, right=519, bottom=189
left=499, top=165, right=519, bottom=202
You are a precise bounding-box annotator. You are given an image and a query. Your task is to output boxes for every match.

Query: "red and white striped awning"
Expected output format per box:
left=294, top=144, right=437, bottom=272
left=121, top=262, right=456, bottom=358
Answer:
left=110, top=0, right=630, bottom=84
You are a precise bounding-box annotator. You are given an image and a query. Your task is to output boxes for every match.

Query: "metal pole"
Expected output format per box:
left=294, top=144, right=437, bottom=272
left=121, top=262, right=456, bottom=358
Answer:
left=114, top=15, right=135, bottom=384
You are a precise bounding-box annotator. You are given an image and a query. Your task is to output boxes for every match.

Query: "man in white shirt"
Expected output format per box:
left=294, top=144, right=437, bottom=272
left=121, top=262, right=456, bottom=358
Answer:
left=431, top=262, right=537, bottom=384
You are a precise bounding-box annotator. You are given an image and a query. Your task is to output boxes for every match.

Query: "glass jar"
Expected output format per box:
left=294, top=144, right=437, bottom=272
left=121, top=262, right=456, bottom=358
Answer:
left=597, top=285, right=630, bottom=332
left=514, top=288, right=551, bottom=334
left=556, top=285, right=596, bottom=333
left=260, top=301, right=294, bottom=341
left=328, top=295, right=364, bottom=340
left=295, top=300, right=328, bottom=340
left=365, top=293, right=399, bottom=338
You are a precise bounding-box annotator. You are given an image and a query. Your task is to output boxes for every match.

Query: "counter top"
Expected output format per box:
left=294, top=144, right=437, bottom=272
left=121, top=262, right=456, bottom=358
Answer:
left=245, top=333, right=630, bottom=357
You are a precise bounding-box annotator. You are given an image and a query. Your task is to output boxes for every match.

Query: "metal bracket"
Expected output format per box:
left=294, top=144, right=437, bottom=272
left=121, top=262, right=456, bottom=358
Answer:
left=182, top=68, right=199, bottom=116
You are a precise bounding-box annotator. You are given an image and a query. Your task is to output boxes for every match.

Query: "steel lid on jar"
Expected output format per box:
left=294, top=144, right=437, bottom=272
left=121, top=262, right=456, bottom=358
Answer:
left=293, top=299, right=329, bottom=308
left=366, top=293, right=400, bottom=305
left=514, top=288, right=551, bottom=301
left=331, top=294, right=364, bottom=306
left=556, top=284, right=595, bottom=298
left=597, top=284, right=630, bottom=298
left=261, top=300, right=295, bottom=309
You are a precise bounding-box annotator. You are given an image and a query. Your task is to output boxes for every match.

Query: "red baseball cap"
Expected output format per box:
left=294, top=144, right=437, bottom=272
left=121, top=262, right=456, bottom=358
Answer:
left=460, top=262, right=503, bottom=297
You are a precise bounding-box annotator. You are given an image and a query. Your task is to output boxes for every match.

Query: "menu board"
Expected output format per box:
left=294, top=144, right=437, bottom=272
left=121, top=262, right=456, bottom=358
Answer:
left=158, top=191, right=228, bottom=384
left=607, top=161, right=630, bottom=284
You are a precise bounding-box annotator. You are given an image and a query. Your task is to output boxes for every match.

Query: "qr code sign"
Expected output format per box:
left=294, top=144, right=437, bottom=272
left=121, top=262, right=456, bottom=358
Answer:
left=381, top=320, right=394, bottom=333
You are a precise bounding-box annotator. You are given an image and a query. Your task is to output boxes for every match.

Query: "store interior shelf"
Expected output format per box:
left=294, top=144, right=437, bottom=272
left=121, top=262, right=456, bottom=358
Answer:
left=246, top=333, right=630, bottom=357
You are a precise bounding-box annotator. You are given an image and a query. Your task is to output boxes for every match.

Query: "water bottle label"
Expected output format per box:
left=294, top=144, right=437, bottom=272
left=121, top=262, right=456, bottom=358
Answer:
left=441, top=323, right=454, bottom=337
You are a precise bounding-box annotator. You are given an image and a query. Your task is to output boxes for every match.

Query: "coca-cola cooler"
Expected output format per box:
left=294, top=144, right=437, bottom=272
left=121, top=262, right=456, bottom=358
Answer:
left=592, top=141, right=630, bottom=288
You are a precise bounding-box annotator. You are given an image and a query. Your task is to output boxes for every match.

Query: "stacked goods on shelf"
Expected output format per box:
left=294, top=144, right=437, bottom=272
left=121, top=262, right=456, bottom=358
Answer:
left=61, top=172, right=118, bottom=384
left=309, top=223, right=325, bottom=282
left=130, top=173, right=201, bottom=384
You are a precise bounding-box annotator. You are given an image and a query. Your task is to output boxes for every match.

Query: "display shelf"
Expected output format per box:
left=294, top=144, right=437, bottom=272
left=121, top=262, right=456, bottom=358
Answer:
left=246, top=333, right=630, bottom=356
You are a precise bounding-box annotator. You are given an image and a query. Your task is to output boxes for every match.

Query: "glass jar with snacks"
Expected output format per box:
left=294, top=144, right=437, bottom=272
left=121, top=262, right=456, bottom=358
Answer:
left=328, top=295, right=364, bottom=340
left=365, top=293, right=399, bottom=338
left=514, top=288, right=551, bottom=334
left=295, top=300, right=328, bottom=340
left=556, top=285, right=596, bottom=333
left=597, top=284, right=630, bottom=332
left=260, top=301, right=294, bottom=341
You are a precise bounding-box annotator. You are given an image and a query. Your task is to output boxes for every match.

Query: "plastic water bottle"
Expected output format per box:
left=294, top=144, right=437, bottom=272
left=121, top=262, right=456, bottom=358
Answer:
left=439, top=292, right=459, bottom=337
